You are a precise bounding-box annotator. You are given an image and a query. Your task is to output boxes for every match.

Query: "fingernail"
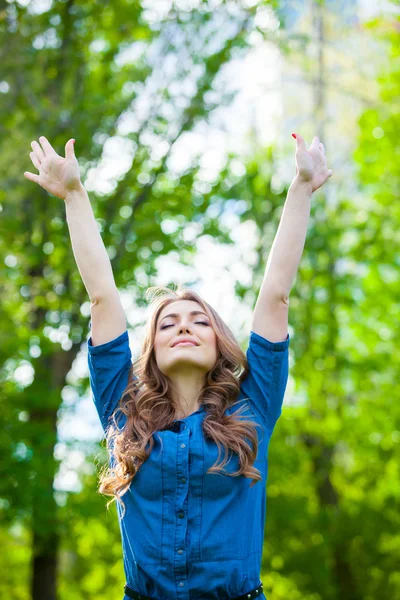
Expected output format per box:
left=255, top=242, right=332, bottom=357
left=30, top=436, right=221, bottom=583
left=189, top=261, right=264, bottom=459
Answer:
left=292, top=133, right=297, bottom=139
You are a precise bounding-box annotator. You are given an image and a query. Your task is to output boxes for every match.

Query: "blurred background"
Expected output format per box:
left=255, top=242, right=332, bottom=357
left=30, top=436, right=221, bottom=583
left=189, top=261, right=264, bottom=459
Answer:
left=1, top=0, right=399, bottom=598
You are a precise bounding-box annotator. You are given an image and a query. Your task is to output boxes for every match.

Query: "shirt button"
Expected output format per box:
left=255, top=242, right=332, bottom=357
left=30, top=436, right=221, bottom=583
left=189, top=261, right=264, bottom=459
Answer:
left=178, top=511, right=184, bottom=518
left=180, top=443, right=186, bottom=448
left=178, top=582, right=184, bottom=587
left=180, top=477, right=186, bottom=484
left=177, top=549, right=183, bottom=554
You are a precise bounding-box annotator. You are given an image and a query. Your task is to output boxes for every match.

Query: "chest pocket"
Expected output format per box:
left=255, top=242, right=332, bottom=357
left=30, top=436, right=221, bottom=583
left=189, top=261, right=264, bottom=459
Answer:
left=200, top=400, right=264, bottom=560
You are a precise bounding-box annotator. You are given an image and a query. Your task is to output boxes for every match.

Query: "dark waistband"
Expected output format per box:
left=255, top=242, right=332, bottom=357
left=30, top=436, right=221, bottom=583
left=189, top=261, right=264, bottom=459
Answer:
left=124, top=581, right=264, bottom=600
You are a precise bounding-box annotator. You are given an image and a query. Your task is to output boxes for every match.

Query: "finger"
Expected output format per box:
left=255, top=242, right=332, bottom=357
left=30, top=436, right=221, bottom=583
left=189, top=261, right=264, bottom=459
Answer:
left=293, top=133, right=306, bottom=150
left=319, top=142, right=325, bottom=152
left=31, top=140, right=45, bottom=162
left=24, top=171, right=40, bottom=184
left=65, top=138, right=76, bottom=160
left=310, top=136, right=320, bottom=149
left=38, top=135, right=57, bottom=157
left=29, top=151, right=41, bottom=172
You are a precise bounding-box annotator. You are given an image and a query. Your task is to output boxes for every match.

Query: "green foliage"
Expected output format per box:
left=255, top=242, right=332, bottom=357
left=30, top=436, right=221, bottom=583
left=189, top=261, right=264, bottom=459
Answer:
left=57, top=468, right=125, bottom=600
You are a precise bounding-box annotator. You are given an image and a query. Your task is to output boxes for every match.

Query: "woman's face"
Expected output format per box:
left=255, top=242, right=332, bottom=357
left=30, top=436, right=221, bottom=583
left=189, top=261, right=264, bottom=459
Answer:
left=153, top=300, right=218, bottom=377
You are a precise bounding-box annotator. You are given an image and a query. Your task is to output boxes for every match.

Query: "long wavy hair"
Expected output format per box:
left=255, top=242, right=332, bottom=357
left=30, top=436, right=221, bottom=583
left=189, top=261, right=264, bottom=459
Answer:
left=98, top=285, right=264, bottom=517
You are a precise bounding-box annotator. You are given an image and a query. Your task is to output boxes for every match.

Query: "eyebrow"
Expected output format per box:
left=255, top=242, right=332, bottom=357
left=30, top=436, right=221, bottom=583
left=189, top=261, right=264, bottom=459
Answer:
left=159, top=310, right=209, bottom=323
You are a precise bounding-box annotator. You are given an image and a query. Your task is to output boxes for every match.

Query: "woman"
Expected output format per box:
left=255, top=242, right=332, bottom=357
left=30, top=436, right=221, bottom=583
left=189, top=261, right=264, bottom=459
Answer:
left=24, top=133, right=332, bottom=600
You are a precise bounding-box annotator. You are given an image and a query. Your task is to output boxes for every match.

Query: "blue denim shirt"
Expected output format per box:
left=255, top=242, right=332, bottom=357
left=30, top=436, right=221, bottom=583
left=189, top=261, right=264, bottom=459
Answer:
left=87, top=328, right=289, bottom=600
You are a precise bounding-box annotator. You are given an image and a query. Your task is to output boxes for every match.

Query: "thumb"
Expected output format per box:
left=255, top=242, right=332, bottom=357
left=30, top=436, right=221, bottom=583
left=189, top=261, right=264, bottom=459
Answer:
left=292, top=133, right=306, bottom=151
left=65, top=138, right=76, bottom=159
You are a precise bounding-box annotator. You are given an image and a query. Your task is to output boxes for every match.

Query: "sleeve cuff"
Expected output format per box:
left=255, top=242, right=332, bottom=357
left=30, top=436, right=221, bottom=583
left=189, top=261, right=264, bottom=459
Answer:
left=87, top=329, right=129, bottom=355
left=249, top=330, right=290, bottom=352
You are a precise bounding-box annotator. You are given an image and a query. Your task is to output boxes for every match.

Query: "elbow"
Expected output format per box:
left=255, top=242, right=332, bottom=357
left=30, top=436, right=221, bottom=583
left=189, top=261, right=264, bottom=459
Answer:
left=282, top=292, right=290, bottom=306
left=271, top=287, right=290, bottom=305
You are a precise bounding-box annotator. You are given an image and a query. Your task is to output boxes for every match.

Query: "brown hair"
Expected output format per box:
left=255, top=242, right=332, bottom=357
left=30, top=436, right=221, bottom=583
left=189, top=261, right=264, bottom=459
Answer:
left=98, top=285, right=263, bottom=517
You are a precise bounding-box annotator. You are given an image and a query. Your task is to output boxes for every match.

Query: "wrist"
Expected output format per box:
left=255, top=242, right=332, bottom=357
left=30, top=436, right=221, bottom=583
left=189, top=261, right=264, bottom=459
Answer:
left=64, top=182, right=86, bottom=204
left=291, top=175, right=313, bottom=195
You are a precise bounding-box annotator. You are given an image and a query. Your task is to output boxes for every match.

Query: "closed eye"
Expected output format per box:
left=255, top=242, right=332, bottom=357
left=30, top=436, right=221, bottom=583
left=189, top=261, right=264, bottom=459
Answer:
left=160, top=321, right=209, bottom=330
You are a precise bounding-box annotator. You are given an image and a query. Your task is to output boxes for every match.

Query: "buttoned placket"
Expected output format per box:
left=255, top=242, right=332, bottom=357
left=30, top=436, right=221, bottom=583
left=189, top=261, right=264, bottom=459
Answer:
left=174, top=421, right=191, bottom=598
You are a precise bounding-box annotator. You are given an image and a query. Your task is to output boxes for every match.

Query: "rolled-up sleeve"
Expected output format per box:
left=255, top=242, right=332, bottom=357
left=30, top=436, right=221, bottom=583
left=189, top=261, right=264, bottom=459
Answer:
left=87, top=329, right=132, bottom=432
left=239, top=330, right=290, bottom=431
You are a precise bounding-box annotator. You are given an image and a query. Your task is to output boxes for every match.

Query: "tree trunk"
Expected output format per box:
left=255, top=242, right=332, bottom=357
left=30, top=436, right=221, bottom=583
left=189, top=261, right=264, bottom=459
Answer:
left=27, top=344, right=78, bottom=600
left=31, top=528, right=60, bottom=600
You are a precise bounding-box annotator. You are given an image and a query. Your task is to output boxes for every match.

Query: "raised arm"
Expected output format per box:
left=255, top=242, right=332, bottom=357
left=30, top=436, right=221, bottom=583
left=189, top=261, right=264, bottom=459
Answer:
left=24, top=136, right=126, bottom=346
left=251, top=133, right=333, bottom=343
left=65, top=183, right=128, bottom=345
left=64, top=184, right=116, bottom=302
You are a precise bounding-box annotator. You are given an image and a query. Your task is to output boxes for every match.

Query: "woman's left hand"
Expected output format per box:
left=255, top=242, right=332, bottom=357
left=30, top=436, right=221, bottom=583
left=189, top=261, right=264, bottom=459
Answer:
left=293, top=133, right=333, bottom=193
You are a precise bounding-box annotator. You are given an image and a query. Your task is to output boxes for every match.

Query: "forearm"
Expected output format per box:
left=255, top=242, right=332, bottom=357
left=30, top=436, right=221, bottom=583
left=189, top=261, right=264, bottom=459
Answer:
left=264, top=176, right=313, bottom=300
left=65, top=185, right=117, bottom=301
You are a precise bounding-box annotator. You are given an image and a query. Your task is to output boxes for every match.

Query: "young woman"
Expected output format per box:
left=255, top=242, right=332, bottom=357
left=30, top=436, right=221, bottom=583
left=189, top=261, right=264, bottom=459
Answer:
left=25, top=134, right=332, bottom=600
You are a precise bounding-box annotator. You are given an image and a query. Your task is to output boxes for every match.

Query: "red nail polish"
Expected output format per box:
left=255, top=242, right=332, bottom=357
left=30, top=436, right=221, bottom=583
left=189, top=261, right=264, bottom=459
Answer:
left=292, top=133, right=297, bottom=139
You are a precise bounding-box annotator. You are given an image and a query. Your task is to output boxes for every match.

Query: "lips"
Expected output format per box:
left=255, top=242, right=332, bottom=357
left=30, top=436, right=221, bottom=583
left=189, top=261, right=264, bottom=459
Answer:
left=172, top=338, right=198, bottom=347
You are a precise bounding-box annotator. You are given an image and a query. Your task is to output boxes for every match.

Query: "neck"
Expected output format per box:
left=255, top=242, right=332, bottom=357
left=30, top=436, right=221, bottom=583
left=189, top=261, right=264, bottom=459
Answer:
left=169, top=371, right=205, bottom=419
left=174, top=403, right=200, bottom=420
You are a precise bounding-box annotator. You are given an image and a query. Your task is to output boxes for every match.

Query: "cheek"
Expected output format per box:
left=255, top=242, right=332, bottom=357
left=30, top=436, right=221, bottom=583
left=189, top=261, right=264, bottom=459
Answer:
left=153, top=333, right=169, bottom=356
left=153, top=335, right=163, bottom=356
left=205, top=332, right=218, bottom=355
left=209, top=330, right=217, bottom=344
left=154, top=331, right=164, bottom=347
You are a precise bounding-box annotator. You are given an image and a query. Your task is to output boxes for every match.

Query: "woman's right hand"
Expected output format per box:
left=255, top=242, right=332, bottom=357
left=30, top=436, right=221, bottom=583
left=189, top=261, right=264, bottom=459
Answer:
left=24, top=136, right=83, bottom=200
